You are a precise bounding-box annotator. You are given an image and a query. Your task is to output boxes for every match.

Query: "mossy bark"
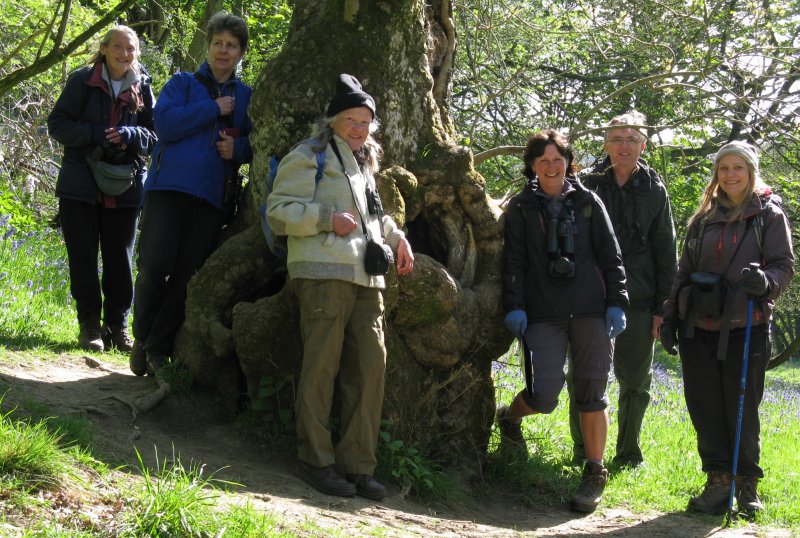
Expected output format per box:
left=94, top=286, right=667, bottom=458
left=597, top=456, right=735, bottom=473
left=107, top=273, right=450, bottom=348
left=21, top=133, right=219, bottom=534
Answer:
left=175, top=0, right=511, bottom=478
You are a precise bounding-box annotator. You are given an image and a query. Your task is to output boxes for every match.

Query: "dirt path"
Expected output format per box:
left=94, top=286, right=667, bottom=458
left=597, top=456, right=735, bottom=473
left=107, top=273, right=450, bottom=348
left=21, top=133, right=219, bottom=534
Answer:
left=0, top=354, right=790, bottom=537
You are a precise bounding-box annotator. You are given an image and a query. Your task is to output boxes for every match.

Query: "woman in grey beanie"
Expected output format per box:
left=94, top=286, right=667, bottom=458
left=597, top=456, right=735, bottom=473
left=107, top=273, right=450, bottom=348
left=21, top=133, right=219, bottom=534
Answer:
left=661, top=141, right=794, bottom=517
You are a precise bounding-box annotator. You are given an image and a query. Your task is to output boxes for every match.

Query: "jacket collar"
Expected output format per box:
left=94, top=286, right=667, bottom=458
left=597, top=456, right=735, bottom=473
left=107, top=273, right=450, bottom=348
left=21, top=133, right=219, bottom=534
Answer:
left=591, top=156, right=657, bottom=192
left=86, top=62, right=139, bottom=106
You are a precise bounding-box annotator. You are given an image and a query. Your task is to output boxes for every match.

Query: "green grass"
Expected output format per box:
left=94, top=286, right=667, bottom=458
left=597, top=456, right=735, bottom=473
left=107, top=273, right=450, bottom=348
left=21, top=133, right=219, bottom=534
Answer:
left=489, top=340, right=800, bottom=531
left=0, top=214, right=75, bottom=347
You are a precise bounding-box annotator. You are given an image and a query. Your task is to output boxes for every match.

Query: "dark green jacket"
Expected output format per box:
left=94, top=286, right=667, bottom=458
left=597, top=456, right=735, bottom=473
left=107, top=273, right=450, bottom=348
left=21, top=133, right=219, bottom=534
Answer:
left=580, top=157, right=677, bottom=315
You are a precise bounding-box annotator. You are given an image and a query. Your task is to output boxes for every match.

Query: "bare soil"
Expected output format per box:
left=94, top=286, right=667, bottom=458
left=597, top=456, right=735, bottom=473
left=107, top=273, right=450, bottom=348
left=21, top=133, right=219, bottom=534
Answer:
left=0, top=353, right=791, bottom=537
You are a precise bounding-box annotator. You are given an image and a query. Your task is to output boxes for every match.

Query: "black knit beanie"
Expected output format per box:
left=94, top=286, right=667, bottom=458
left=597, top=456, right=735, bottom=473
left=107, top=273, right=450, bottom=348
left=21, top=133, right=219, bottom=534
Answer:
left=326, top=74, right=376, bottom=118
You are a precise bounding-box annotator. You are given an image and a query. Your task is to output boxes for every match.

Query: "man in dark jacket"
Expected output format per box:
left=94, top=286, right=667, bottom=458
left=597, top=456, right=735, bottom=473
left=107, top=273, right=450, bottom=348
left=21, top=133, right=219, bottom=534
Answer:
left=569, top=111, right=677, bottom=467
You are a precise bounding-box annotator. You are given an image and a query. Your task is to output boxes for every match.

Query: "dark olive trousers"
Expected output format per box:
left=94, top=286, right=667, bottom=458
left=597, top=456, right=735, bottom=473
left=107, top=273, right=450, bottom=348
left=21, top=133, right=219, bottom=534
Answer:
left=294, top=279, right=386, bottom=476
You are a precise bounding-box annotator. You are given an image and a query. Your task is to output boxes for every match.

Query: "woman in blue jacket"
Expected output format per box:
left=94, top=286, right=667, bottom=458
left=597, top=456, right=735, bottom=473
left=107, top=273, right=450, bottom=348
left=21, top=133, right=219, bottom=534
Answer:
left=131, top=11, right=253, bottom=376
left=48, top=26, right=156, bottom=353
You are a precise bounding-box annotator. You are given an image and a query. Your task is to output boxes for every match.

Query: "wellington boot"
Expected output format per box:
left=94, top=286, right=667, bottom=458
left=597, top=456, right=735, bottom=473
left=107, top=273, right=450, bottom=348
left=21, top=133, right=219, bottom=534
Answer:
left=78, top=318, right=104, bottom=352
left=570, top=461, right=608, bottom=513
left=688, top=470, right=731, bottom=515
left=736, top=475, right=763, bottom=518
left=129, top=340, right=147, bottom=376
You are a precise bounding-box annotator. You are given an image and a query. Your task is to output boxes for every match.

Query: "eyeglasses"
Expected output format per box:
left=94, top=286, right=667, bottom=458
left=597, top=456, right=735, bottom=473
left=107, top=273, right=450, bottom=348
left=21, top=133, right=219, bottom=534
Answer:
left=343, top=118, right=372, bottom=131
left=607, top=136, right=643, bottom=146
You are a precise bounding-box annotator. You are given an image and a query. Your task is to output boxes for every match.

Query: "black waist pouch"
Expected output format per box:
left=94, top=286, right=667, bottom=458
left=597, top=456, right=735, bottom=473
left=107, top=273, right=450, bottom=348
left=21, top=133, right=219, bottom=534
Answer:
left=688, top=271, right=726, bottom=317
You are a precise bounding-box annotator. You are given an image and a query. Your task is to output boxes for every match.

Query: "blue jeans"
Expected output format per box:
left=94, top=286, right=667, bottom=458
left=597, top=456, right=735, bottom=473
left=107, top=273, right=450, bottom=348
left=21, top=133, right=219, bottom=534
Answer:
left=133, top=190, right=225, bottom=355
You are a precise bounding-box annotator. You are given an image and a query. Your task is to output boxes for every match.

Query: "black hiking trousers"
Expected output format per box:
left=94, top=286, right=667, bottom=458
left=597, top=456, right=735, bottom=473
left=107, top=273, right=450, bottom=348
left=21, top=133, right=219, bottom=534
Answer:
left=132, top=190, right=225, bottom=356
left=679, top=325, right=769, bottom=478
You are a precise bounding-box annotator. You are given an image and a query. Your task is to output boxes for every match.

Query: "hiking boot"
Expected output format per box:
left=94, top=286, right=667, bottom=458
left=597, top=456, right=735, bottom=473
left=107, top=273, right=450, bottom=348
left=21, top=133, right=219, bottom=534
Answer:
left=496, top=405, right=527, bottom=458
left=571, top=461, right=608, bottom=513
left=129, top=339, right=147, bottom=376
left=736, top=475, right=763, bottom=517
left=145, top=352, right=168, bottom=377
left=296, top=461, right=356, bottom=497
left=688, top=470, right=731, bottom=515
left=347, top=474, right=387, bottom=501
left=78, top=318, right=104, bottom=352
left=102, top=323, right=133, bottom=352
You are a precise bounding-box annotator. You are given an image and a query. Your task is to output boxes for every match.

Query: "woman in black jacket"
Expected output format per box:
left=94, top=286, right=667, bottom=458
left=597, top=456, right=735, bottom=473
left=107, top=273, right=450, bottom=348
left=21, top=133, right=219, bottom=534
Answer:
left=48, top=26, right=156, bottom=352
left=497, top=129, right=628, bottom=514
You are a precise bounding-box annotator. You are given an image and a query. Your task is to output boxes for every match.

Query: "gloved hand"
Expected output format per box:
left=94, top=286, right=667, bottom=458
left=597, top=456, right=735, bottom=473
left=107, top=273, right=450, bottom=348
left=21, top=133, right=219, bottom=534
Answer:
left=739, top=266, right=769, bottom=296
left=660, top=322, right=678, bottom=355
left=605, top=306, right=626, bottom=339
left=115, top=126, right=136, bottom=145
left=504, top=309, right=527, bottom=339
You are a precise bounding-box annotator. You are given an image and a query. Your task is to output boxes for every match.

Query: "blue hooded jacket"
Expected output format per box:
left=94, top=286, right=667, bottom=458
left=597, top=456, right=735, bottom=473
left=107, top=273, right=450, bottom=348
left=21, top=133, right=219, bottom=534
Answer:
left=145, top=61, right=253, bottom=210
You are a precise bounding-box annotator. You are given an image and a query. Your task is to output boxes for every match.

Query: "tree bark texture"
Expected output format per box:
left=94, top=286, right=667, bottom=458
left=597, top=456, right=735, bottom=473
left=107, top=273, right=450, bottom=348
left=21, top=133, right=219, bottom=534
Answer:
left=174, top=0, right=511, bottom=478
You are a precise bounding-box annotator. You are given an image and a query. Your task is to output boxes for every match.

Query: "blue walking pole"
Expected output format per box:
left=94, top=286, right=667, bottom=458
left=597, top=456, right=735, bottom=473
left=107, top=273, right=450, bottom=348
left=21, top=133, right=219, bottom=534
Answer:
left=728, top=297, right=754, bottom=515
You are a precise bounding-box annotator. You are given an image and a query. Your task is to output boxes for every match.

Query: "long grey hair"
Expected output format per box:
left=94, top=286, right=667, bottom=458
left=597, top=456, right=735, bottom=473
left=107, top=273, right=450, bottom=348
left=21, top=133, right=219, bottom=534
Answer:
left=309, top=114, right=382, bottom=174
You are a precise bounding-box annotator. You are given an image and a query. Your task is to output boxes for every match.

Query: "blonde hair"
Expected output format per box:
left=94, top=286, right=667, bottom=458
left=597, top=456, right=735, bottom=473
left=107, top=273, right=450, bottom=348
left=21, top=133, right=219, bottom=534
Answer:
left=690, top=149, right=769, bottom=225
left=90, top=26, right=142, bottom=112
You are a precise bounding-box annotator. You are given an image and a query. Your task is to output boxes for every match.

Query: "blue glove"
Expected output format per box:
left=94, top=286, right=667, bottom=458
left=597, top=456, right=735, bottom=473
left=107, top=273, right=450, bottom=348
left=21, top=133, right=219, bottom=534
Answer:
left=116, top=126, right=136, bottom=145
left=605, top=306, right=626, bottom=339
left=504, top=309, right=527, bottom=339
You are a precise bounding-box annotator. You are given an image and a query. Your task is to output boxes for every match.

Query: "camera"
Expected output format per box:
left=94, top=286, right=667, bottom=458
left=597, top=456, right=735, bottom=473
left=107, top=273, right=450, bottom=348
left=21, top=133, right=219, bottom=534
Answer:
left=546, top=209, right=576, bottom=279
left=366, top=188, right=383, bottom=216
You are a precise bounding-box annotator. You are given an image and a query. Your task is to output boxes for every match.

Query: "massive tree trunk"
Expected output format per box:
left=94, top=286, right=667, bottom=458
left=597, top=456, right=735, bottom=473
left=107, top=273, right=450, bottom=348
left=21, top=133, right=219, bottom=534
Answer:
left=174, top=0, right=511, bottom=477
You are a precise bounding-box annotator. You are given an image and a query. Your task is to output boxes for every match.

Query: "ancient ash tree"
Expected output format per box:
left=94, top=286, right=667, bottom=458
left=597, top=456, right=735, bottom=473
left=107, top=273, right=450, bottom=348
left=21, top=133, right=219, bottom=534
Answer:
left=173, top=0, right=512, bottom=474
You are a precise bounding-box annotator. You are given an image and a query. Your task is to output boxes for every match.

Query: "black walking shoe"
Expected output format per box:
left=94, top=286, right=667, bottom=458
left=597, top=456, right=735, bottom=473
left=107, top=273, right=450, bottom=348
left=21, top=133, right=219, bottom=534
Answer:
left=145, top=352, right=168, bottom=377
left=296, top=461, right=356, bottom=497
left=129, top=339, right=147, bottom=376
left=347, top=474, right=387, bottom=501
left=102, top=323, right=134, bottom=352
left=78, top=318, right=104, bottom=352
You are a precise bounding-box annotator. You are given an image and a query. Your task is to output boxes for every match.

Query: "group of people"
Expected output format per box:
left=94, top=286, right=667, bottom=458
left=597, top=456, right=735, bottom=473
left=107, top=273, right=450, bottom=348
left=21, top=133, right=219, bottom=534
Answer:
left=48, top=12, right=792, bottom=515
left=48, top=12, right=253, bottom=378
left=49, top=14, right=413, bottom=502
left=498, top=115, right=793, bottom=516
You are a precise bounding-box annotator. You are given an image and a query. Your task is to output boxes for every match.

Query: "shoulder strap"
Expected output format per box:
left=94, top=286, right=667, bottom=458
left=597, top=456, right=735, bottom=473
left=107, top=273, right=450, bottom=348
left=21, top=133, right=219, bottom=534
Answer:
left=330, top=140, right=384, bottom=241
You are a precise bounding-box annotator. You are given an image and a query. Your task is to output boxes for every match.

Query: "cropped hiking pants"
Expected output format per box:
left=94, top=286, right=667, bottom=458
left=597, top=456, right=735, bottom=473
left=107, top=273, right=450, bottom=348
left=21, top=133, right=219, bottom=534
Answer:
left=680, top=325, right=769, bottom=478
left=521, top=316, right=612, bottom=414
left=294, top=278, right=386, bottom=475
left=568, top=306, right=654, bottom=463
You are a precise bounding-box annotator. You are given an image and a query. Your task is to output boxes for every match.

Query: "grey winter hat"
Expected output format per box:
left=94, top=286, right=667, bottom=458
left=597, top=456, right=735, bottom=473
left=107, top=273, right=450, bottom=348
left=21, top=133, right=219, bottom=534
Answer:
left=326, top=74, right=376, bottom=118
left=714, top=141, right=761, bottom=180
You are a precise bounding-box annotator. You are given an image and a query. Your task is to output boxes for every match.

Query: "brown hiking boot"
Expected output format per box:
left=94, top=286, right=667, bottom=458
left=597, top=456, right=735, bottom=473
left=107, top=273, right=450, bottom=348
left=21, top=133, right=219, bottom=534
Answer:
left=736, top=475, right=763, bottom=517
left=78, top=318, right=104, bottom=352
left=496, top=405, right=527, bottom=458
left=688, top=470, right=731, bottom=515
left=296, top=461, right=356, bottom=497
left=102, top=324, right=133, bottom=352
left=571, top=461, right=608, bottom=513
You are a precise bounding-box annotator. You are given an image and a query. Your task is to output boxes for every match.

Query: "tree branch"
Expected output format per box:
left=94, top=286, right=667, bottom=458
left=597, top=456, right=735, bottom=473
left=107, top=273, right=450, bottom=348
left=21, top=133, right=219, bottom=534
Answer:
left=0, top=0, right=136, bottom=99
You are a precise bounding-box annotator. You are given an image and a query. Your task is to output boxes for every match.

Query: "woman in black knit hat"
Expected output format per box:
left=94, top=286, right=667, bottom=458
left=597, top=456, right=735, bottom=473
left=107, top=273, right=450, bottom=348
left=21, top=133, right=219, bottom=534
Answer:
left=268, top=74, right=414, bottom=501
